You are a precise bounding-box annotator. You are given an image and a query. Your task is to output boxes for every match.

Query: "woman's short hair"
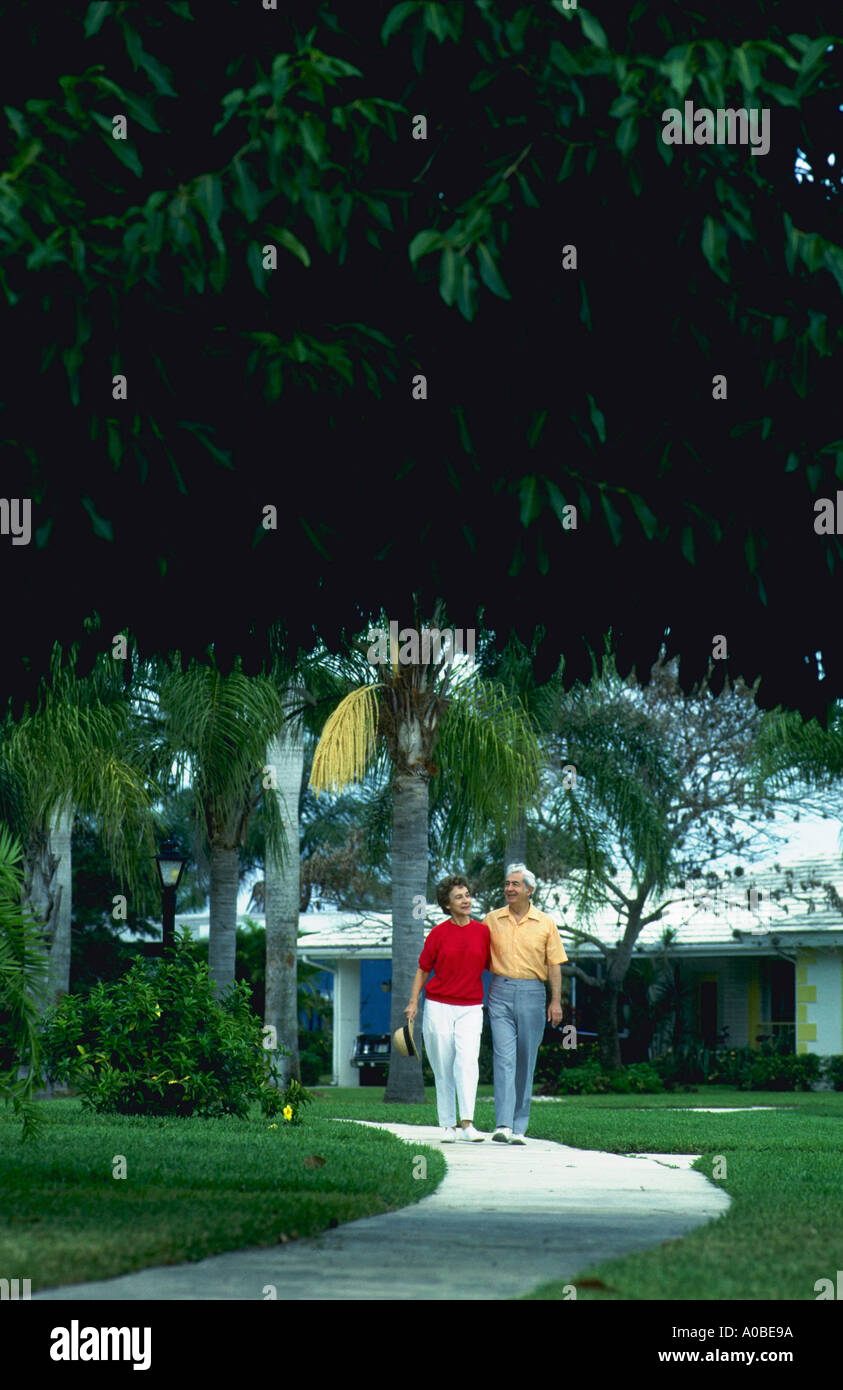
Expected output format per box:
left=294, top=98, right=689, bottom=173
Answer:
left=505, top=863, right=536, bottom=892
left=436, top=874, right=471, bottom=912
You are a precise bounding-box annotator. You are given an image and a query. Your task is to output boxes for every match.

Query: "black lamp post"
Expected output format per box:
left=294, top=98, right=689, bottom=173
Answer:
left=154, top=839, right=188, bottom=954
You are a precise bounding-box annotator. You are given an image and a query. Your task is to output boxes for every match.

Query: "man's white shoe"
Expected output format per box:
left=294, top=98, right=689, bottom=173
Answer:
left=491, top=1126, right=512, bottom=1143
left=457, top=1123, right=485, bottom=1142
left=441, top=1127, right=457, bottom=1143
left=508, top=1132, right=527, bottom=1145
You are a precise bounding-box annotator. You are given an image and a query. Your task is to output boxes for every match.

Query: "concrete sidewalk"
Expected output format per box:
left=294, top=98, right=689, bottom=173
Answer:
left=34, top=1122, right=730, bottom=1301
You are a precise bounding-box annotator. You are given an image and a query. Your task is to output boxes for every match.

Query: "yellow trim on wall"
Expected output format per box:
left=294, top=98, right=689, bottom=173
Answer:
left=797, top=1003, right=807, bottom=1023
left=797, top=985, right=816, bottom=1004
left=796, top=964, right=807, bottom=984
left=797, top=1042, right=807, bottom=1055
left=797, top=1023, right=817, bottom=1041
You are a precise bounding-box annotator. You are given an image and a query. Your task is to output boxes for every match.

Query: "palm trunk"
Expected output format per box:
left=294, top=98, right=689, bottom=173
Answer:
left=22, top=818, right=63, bottom=1015
left=208, top=842, right=239, bottom=994
left=385, top=767, right=429, bottom=1103
left=48, top=806, right=73, bottom=1003
left=264, top=720, right=304, bottom=1084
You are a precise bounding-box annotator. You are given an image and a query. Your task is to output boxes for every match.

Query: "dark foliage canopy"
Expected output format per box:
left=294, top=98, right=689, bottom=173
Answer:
left=1, top=0, right=842, bottom=716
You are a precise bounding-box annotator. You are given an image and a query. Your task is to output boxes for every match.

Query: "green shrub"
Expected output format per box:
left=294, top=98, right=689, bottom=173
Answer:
left=824, top=1055, right=843, bottom=1091
left=298, top=1029, right=331, bottom=1085
left=651, top=1036, right=821, bottom=1092
left=743, top=1052, right=821, bottom=1091
left=534, top=1032, right=598, bottom=1090
left=544, top=1060, right=663, bottom=1095
left=40, top=934, right=287, bottom=1120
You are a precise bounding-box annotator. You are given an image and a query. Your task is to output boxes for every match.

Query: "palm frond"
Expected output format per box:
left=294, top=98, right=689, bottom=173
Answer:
left=0, top=822, right=49, bottom=1142
left=432, top=677, right=542, bottom=858
left=310, top=684, right=381, bottom=795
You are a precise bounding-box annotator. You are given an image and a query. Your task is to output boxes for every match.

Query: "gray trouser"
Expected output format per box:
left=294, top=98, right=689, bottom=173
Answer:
left=487, top=976, right=546, bottom=1134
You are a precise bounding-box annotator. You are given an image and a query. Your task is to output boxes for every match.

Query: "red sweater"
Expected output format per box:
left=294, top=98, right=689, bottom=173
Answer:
left=418, top=919, right=491, bottom=1006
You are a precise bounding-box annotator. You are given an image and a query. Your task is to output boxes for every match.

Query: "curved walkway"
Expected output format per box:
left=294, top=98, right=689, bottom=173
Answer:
left=34, top=1122, right=730, bottom=1301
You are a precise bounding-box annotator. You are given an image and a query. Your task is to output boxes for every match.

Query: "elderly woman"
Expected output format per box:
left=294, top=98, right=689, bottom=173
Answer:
left=404, top=874, right=491, bottom=1143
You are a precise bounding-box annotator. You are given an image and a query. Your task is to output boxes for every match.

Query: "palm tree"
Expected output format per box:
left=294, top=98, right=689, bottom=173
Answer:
left=154, top=657, right=289, bottom=994
left=263, top=683, right=306, bottom=1082
left=0, top=648, right=156, bottom=1007
left=310, top=610, right=542, bottom=1102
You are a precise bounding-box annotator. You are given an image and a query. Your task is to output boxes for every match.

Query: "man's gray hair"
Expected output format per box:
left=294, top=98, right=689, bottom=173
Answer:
left=505, top=863, right=536, bottom=892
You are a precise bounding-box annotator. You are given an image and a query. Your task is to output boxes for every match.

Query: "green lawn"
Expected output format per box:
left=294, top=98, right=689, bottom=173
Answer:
left=312, top=1083, right=843, bottom=1300
left=6, top=1086, right=841, bottom=1299
left=0, top=1097, right=445, bottom=1292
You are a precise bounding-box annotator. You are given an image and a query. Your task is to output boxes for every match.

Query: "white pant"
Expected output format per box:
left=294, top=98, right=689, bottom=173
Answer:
left=422, top=999, right=483, bottom=1127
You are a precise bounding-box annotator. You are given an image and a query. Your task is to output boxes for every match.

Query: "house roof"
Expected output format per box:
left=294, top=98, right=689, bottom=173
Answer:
left=157, top=855, right=843, bottom=960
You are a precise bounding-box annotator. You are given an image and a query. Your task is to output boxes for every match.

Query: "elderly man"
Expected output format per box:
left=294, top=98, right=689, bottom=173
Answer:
left=484, top=864, right=568, bottom=1144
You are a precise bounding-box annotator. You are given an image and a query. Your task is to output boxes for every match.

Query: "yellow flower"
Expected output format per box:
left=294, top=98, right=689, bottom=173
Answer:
left=150, top=1075, right=159, bottom=1081
left=268, top=1123, right=278, bottom=1130
left=153, top=1007, right=161, bottom=1017
left=282, top=1105, right=293, bottom=1121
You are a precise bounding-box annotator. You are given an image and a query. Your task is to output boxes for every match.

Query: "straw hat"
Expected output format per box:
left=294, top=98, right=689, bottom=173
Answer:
left=392, top=1015, right=419, bottom=1060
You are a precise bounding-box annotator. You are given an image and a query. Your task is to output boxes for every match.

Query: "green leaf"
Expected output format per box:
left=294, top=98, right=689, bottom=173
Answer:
left=516, top=172, right=540, bottom=208
left=81, top=496, right=114, bottom=542
left=519, top=477, right=540, bottom=527
left=84, top=2, right=111, bottom=38
left=587, top=393, right=606, bottom=443
left=456, top=260, right=478, bottom=321
left=784, top=453, right=800, bottom=473
left=94, top=76, right=161, bottom=132
left=745, top=531, right=757, bottom=573
left=680, top=524, right=695, bottom=565
left=762, top=81, right=799, bottom=108
left=123, top=25, right=177, bottom=96
left=439, top=245, right=457, bottom=305
left=629, top=493, right=658, bottom=539
left=545, top=480, right=569, bottom=527
left=615, top=116, right=638, bottom=156
left=609, top=94, right=638, bottom=118
left=701, top=216, right=729, bottom=282
left=661, top=51, right=692, bottom=99
left=476, top=242, right=510, bottom=299
left=247, top=241, right=267, bottom=293
left=425, top=3, right=449, bottom=42
left=409, top=228, right=443, bottom=263
left=213, top=88, right=245, bottom=136
left=277, top=228, right=310, bottom=267
left=299, top=116, right=324, bottom=164
left=195, top=173, right=225, bottom=254
left=600, top=492, right=622, bottom=545
left=798, top=36, right=830, bottom=80
left=91, top=112, right=143, bottom=175
left=579, top=8, right=608, bottom=50
left=733, top=45, right=760, bottom=93
left=527, top=411, right=548, bottom=448
left=233, top=157, right=260, bottom=222
left=306, top=191, right=332, bottom=251
left=381, top=1, right=420, bottom=43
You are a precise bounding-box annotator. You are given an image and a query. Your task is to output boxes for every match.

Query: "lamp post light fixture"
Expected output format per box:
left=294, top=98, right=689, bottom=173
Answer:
left=154, top=839, right=188, bottom=954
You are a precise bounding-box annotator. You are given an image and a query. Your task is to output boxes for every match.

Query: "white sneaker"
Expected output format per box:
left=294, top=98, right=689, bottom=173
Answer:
left=491, top=1126, right=512, bottom=1143
left=457, top=1123, right=485, bottom=1142
left=441, top=1127, right=457, bottom=1143
left=508, top=1132, right=527, bottom=1145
